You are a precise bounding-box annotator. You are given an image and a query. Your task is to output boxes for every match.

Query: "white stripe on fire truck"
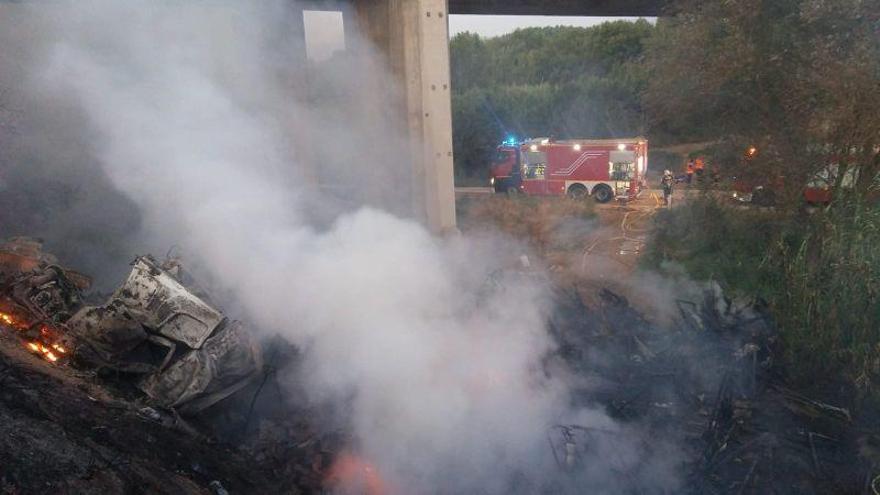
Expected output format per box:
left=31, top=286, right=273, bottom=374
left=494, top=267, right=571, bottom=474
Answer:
left=551, top=152, right=604, bottom=176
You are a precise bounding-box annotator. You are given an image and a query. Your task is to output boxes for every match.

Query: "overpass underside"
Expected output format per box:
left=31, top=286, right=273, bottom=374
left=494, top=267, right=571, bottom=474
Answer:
left=448, top=0, right=664, bottom=16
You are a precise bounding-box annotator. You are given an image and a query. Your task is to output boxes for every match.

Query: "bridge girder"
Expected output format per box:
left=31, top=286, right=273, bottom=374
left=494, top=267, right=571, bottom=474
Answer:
left=447, top=0, right=665, bottom=16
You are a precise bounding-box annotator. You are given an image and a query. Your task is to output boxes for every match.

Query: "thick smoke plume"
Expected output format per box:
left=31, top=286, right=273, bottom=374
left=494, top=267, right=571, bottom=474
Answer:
left=0, top=1, right=680, bottom=492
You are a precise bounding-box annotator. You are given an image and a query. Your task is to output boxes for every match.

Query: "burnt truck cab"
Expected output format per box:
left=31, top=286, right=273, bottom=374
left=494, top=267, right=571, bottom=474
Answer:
left=67, top=256, right=262, bottom=414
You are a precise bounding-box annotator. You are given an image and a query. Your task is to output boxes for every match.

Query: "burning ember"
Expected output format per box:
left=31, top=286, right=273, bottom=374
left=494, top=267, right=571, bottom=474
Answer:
left=26, top=340, right=66, bottom=362
left=324, top=453, right=389, bottom=495
left=0, top=311, right=67, bottom=363
left=0, top=310, right=26, bottom=330
left=0, top=238, right=90, bottom=365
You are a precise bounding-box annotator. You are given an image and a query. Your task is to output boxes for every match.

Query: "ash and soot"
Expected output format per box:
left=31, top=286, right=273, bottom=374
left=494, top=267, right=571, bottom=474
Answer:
left=0, top=1, right=643, bottom=493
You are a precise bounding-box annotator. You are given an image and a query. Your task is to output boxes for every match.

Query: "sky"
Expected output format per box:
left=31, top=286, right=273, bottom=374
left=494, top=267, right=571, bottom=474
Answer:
left=449, top=15, right=656, bottom=38
left=303, top=13, right=657, bottom=61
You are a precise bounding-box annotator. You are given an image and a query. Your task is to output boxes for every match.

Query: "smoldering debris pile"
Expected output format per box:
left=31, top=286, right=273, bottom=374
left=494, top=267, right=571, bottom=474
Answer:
left=0, top=235, right=869, bottom=494
left=0, top=239, right=280, bottom=494
left=0, top=237, right=262, bottom=415
left=548, top=282, right=865, bottom=494
left=0, top=236, right=361, bottom=494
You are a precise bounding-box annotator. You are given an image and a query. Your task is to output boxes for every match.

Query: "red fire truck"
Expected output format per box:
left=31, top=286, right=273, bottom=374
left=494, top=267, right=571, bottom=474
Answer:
left=489, top=137, right=649, bottom=203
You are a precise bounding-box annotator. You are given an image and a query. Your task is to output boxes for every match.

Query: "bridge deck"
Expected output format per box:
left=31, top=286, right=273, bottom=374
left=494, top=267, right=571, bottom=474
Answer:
left=447, top=0, right=664, bottom=16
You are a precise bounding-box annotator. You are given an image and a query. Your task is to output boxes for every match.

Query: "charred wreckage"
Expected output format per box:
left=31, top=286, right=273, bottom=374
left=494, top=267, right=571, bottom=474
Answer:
left=0, top=236, right=871, bottom=494
left=0, top=236, right=262, bottom=415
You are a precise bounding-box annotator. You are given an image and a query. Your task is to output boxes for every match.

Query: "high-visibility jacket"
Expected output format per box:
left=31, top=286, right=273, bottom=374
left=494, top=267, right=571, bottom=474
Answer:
left=695, top=158, right=705, bottom=170
left=686, top=162, right=695, bottom=174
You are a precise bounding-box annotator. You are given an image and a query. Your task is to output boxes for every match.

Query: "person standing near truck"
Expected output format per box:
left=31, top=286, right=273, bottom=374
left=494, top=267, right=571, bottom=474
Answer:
left=694, top=157, right=705, bottom=179
left=661, top=169, right=675, bottom=206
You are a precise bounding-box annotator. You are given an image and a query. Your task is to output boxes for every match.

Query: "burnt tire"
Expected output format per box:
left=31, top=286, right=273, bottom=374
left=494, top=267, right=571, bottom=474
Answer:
left=567, top=184, right=588, bottom=200
left=592, top=184, right=613, bottom=203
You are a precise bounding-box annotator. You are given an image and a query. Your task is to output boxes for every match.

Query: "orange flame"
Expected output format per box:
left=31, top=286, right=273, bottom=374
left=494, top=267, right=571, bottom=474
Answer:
left=0, top=311, right=26, bottom=330
left=2, top=311, right=66, bottom=363
left=25, top=340, right=63, bottom=363
left=325, top=453, right=389, bottom=495
left=0, top=311, right=30, bottom=332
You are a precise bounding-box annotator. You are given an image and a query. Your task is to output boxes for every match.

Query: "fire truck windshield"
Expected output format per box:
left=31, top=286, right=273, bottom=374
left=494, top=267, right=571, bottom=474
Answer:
left=524, top=151, right=547, bottom=165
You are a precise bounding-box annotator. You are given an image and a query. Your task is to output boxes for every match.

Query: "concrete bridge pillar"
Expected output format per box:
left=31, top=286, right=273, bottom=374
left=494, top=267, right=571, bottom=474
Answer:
left=349, top=0, right=457, bottom=233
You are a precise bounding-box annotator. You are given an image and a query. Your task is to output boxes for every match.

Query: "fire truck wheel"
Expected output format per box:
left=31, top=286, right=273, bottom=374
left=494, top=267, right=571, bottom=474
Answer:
left=567, top=184, right=588, bottom=199
left=592, top=185, right=613, bottom=203
left=493, top=178, right=507, bottom=193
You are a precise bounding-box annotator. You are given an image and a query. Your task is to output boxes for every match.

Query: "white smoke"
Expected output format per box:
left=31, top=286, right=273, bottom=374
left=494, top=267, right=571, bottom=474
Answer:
left=0, top=1, right=680, bottom=492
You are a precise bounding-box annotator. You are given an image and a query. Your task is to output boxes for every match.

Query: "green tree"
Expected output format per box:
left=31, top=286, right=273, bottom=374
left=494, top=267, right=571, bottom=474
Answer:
left=449, top=32, right=490, bottom=92
left=643, top=0, right=880, bottom=400
left=452, top=89, right=499, bottom=182
left=450, top=21, right=655, bottom=183
left=644, top=0, right=880, bottom=204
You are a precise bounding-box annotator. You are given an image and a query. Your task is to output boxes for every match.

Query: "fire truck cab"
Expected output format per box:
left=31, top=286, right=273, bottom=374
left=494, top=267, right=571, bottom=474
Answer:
left=488, top=138, right=522, bottom=194
left=489, top=137, right=648, bottom=203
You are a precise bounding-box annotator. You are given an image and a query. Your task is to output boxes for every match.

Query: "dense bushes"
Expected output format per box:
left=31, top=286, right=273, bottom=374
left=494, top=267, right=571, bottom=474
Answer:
left=769, top=204, right=880, bottom=393
left=645, top=198, right=880, bottom=399
left=644, top=198, right=782, bottom=297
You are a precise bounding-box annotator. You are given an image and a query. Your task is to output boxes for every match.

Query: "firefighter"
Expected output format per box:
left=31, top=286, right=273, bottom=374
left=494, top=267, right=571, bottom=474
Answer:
left=686, top=160, right=695, bottom=185
left=694, top=157, right=705, bottom=179
left=661, top=169, right=675, bottom=206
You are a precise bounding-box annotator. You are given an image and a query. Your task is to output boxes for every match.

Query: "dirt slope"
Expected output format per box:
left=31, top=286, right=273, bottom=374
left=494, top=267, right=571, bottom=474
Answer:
left=0, top=328, right=287, bottom=495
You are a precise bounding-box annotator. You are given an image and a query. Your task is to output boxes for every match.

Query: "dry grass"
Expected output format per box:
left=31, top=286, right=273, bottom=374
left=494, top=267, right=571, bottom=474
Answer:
left=457, top=194, right=596, bottom=255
